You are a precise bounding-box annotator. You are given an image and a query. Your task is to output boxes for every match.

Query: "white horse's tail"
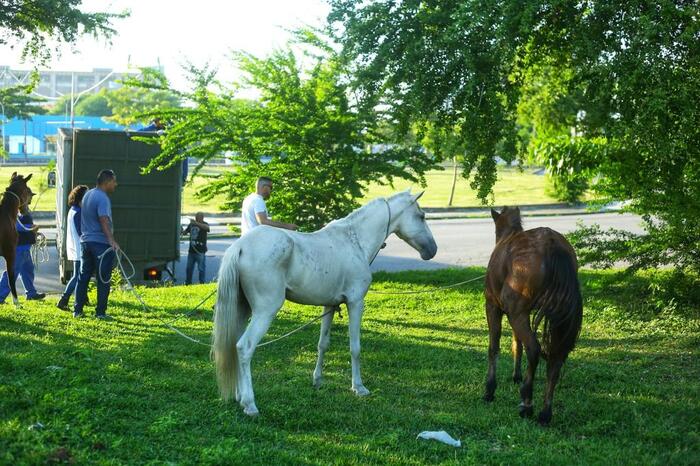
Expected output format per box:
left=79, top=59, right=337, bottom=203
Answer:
left=213, top=246, right=241, bottom=402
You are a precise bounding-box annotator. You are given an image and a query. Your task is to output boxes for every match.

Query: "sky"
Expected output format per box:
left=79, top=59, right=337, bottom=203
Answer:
left=0, top=0, right=330, bottom=90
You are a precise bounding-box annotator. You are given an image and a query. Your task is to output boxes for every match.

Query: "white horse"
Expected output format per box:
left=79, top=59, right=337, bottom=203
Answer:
left=213, top=189, right=437, bottom=416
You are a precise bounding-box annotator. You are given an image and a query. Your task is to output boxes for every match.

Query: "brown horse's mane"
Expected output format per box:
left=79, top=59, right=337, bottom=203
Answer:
left=0, top=186, right=20, bottom=215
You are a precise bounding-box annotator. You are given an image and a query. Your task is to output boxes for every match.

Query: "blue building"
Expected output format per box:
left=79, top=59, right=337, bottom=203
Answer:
left=0, top=115, right=128, bottom=163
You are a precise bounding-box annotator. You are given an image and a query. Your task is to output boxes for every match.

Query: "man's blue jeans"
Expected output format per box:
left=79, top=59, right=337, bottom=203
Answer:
left=186, top=252, right=206, bottom=285
left=74, top=242, right=115, bottom=316
left=0, top=248, right=39, bottom=300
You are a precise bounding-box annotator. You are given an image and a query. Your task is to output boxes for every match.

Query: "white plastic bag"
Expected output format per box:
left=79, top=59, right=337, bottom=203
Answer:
left=416, top=430, right=461, bottom=447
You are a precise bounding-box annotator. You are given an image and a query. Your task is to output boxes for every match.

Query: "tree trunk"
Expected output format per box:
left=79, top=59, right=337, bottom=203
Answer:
left=448, top=156, right=458, bottom=206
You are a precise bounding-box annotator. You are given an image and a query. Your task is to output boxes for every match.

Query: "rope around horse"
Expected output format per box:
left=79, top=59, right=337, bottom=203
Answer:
left=102, top=248, right=484, bottom=349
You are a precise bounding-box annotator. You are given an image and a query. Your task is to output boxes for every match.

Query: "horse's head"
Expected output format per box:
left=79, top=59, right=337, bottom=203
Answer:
left=391, top=190, right=438, bottom=260
left=6, top=172, right=34, bottom=208
left=491, top=206, right=523, bottom=241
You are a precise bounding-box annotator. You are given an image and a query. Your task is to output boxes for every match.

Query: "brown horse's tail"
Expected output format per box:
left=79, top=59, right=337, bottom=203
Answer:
left=533, top=247, right=583, bottom=359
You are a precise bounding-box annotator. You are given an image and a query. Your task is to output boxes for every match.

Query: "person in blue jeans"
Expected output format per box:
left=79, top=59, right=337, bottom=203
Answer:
left=0, top=190, right=46, bottom=303
left=73, top=170, right=119, bottom=320
left=182, top=212, right=209, bottom=284
left=57, top=185, right=88, bottom=311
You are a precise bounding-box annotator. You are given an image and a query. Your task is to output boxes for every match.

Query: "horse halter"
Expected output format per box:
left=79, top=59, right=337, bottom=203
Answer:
left=369, top=198, right=391, bottom=265
left=4, top=190, right=21, bottom=203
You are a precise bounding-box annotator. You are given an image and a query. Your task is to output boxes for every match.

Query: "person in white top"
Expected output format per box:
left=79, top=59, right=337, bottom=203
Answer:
left=57, top=185, right=89, bottom=311
left=240, top=177, right=297, bottom=236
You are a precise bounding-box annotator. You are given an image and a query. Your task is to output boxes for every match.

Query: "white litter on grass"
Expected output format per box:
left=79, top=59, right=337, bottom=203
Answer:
left=416, top=430, right=461, bottom=447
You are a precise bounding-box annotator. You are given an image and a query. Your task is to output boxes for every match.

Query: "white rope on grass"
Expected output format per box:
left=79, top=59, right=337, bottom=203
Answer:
left=368, top=274, right=485, bottom=295
left=103, top=248, right=485, bottom=349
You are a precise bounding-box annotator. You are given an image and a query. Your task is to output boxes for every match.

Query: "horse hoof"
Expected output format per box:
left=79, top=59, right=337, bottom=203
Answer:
left=352, top=385, right=370, bottom=397
left=313, top=377, right=323, bottom=389
left=519, top=404, right=533, bottom=418
left=537, top=410, right=552, bottom=426
left=512, top=374, right=522, bottom=384
left=243, top=406, right=259, bottom=417
left=483, top=392, right=495, bottom=403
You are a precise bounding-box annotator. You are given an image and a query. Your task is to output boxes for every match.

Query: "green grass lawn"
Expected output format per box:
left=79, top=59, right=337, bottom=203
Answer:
left=363, top=166, right=557, bottom=208
left=1, top=269, right=698, bottom=464
left=1, top=165, right=559, bottom=215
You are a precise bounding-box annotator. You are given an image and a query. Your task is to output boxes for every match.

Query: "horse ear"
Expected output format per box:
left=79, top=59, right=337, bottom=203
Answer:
left=25, top=174, right=32, bottom=182
left=411, top=191, right=425, bottom=203
left=491, top=208, right=500, bottom=221
left=11, top=172, right=17, bottom=180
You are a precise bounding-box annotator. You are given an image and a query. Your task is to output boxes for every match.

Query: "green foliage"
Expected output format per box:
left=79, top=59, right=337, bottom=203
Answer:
left=0, top=78, right=45, bottom=119
left=0, top=0, right=127, bottom=63
left=132, top=41, right=437, bottom=231
left=330, top=0, right=700, bottom=272
left=105, top=70, right=180, bottom=126
left=1, top=269, right=698, bottom=463
left=329, top=0, right=521, bottom=203
left=74, top=89, right=112, bottom=117
left=47, top=88, right=113, bottom=117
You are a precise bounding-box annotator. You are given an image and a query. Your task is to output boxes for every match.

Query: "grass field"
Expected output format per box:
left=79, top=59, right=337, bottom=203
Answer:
left=0, top=165, right=558, bottom=214
left=1, top=269, right=698, bottom=464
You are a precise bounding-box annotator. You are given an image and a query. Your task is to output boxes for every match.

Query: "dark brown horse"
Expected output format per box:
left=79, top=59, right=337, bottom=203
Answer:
left=0, top=173, right=34, bottom=306
left=483, top=206, right=582, bottom=425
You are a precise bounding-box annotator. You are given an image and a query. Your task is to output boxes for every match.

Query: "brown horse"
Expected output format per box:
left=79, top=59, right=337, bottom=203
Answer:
left=0, top=173, right=34, bottom=306
left=483, top=206, right=582, bottom=425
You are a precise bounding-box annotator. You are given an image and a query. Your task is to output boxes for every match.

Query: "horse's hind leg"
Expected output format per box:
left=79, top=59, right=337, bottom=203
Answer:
left=507, top=310, right=540, bottom=418
left=512, top=334, right=523, bottom=384
left=538, top=353, right=565, bottom=426
left=313, top=305, right=336, bottom=389
left=234, top=297, right=252, bottom=403
left=235, top=307, right=278, bottom=416
left=484, top=302, right=503, bottom=402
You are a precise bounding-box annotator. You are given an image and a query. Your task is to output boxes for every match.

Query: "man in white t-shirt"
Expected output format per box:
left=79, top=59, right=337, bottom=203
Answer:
left=240, top=177, right=297, bottom=236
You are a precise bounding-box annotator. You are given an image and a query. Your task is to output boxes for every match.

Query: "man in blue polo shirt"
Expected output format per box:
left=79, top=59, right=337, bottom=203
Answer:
left=73, top=169, right=120, bottom=320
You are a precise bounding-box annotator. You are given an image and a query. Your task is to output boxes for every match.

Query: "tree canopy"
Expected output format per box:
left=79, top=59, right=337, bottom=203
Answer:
left=130, top=40, right=438, bottom=230
left=328, top=0, right=700, bottom=272
left=0, top=0, right=127, bottom=63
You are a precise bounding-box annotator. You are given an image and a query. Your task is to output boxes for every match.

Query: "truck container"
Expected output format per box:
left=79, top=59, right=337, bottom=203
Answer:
left=56, top=128, right=182, bottom=284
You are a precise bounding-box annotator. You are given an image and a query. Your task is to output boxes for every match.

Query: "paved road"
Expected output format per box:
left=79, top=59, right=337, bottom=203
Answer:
left=28, top=212, right=642, bottom=295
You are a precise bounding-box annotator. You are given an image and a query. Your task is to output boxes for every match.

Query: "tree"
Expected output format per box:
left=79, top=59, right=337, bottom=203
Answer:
left=329, top=1, right=700, bottom=273
left=105, top=70, right=180, bottom=126
left=0, top=81, right=45, bottom=119
left=131, top=42, right=438, bottom=231
left=47, top=88, right=112, bottom=117
left=0, top=0, right=127, bottom=63
left=74, top=89, right=112, bottom=116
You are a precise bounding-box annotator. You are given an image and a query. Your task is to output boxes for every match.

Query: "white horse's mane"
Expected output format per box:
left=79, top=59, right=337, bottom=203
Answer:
left=326, top=191, right=412, bottom=229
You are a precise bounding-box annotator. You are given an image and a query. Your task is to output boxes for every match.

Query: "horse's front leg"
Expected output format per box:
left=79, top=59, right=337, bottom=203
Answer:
left=347, top=299, right=370, bottom=396
left=313, top=305, right=337, bottom=388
